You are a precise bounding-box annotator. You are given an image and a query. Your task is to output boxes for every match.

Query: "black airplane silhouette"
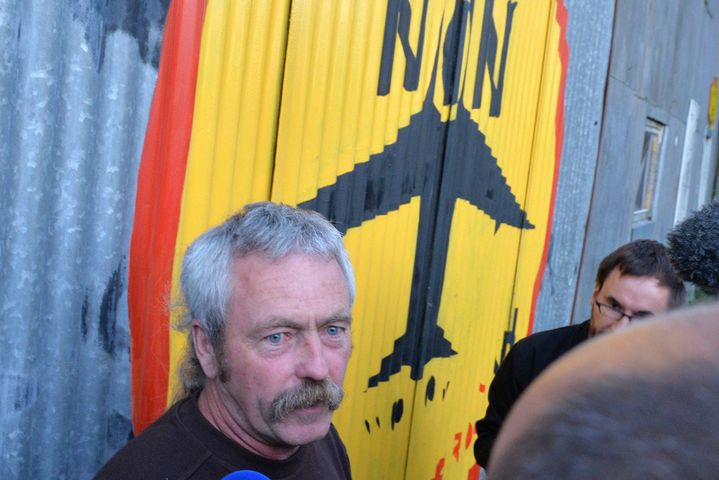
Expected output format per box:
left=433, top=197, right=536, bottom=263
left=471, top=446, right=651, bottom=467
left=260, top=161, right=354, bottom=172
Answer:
left=299, top=0, right=531, bottom=387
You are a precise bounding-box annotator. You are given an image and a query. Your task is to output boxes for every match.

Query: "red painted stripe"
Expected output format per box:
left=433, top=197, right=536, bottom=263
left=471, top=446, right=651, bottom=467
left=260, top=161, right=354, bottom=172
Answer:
left=128, top=0, right=208, bottom=434
left=527, top=0, right=569, bottom=335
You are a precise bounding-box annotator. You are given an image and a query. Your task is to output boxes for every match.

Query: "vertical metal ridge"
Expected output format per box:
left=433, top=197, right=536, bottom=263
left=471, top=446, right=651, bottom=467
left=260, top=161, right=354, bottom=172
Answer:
left=1, top=0, right=167, bottom=476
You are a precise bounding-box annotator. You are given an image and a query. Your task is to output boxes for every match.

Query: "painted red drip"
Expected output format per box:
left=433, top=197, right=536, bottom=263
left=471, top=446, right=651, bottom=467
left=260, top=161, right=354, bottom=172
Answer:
left=465, top=422, right=475, bottom=449
left=453, top=432, right=462, bottom=460
left=479, top=383, right=486, bottom=393
left=432, top=457, right=446, bottom=480
left=128, top=0, right=208, bottom=434
left=527, top=0, right=569, bottom=336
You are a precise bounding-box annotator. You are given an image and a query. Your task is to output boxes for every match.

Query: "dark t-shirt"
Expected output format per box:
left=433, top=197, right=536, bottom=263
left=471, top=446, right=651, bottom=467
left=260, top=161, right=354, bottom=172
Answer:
left=94, top=395, right=352, bottom=480
left=474, top=320, right=591, bottom=468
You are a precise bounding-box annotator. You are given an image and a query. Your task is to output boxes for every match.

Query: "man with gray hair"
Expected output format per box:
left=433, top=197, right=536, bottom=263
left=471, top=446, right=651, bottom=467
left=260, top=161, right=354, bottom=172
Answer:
left=96, top=202, right=355, bottom=479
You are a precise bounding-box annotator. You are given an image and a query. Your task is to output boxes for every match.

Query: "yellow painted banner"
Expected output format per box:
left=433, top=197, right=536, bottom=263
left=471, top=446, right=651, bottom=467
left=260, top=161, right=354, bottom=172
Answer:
left=160, top=0, right=567, bottom=478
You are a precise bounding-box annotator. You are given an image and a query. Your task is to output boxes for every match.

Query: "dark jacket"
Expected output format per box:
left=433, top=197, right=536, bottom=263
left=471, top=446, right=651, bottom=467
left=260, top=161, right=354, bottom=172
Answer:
left=474, top=320, right=591, bottom=468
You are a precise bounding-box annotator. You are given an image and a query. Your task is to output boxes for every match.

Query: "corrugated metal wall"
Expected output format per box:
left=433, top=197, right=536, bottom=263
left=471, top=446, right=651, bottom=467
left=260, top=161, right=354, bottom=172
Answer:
left=0, top=1, right=168, bottom=478
left=0, top=0, right=567, bottom=478
left=127, top=1, right=567, bottom=478
left=3, top=0, right=716, bottom=478
left=535, top=0, right=719, bottom=330
left=533, top=0, right=615, bottom=332
left=573, top=0, right=719, bottom=322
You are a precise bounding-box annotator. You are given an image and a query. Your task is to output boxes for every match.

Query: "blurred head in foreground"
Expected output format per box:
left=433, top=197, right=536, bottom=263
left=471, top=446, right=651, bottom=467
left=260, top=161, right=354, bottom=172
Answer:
left=490, top=303, right=719, bottom=479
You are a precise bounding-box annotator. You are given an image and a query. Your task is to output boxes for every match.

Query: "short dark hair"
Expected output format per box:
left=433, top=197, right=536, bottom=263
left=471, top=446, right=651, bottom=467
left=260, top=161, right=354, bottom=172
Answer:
left=595, top=239, right=685, bottom=308
left=489, top=365, right=719, bottom=479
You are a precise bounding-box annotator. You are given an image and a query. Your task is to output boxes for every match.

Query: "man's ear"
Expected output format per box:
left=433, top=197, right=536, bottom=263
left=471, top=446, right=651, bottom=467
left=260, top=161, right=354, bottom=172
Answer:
left=591, top=283, right=600, bottom=307
left=192, top=320, right=220, bottom=380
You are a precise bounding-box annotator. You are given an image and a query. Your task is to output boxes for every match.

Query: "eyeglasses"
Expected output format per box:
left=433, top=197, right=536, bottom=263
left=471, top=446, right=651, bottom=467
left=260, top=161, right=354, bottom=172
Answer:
left=594, top=301, right=652, bottom=323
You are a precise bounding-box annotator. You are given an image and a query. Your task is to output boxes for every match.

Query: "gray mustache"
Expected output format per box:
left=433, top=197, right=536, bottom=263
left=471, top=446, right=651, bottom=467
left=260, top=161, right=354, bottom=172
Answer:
left=271, top=379, right=344, bottom=422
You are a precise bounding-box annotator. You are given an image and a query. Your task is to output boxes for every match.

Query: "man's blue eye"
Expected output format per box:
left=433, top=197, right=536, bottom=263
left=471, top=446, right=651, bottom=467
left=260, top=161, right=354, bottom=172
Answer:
left=267, top=333, right=284, bottom=344
left=327, top=326, right=339, bottom=336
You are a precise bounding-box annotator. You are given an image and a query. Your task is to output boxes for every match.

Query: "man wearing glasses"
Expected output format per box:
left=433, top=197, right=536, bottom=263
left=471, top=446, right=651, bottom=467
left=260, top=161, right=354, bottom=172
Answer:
left=473, top=239, right=686, bottom=469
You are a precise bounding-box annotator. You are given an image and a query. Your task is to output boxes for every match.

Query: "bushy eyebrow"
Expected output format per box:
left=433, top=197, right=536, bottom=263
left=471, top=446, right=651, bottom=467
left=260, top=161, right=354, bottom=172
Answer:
left=317, top=312, right=352, bottom=328
left=259, top=310, right=352, bottom=331
left=260, top=318, right=303, bottom=331
left=605, top=296, right=653, bottom=316
left=605, top=295, right=621, bottom=307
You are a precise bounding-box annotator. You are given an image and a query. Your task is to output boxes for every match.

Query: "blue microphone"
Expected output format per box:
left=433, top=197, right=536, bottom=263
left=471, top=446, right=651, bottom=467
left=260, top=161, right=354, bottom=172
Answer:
left=221, top=470, right=271, bottom=480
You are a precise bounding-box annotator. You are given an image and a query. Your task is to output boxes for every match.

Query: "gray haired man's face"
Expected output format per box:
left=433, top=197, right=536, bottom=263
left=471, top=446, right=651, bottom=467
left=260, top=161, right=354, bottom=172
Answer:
left=207, top=252, right=352, bottom=454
